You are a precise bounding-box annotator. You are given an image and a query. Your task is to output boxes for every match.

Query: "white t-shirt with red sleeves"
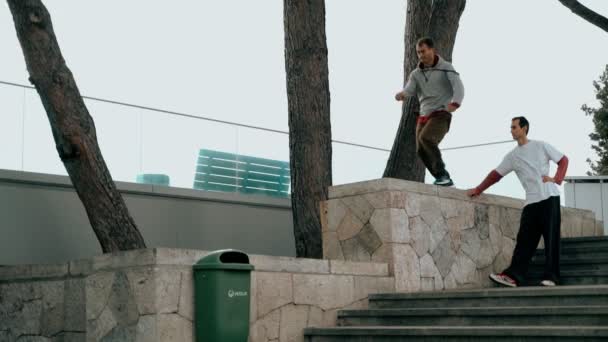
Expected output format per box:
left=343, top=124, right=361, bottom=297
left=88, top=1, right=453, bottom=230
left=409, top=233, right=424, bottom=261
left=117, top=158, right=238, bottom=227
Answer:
left=495, top=140, right=564, bottom=206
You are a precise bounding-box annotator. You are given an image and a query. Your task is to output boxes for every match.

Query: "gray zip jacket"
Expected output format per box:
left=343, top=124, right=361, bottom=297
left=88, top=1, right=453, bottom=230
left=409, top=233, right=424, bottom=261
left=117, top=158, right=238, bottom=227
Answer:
left=403, top=55, right=464, bottom=116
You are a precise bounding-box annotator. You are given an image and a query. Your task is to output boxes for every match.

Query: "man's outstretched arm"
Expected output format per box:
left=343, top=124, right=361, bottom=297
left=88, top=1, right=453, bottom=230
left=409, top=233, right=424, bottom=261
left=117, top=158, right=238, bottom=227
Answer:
left=467, top=170, right=503, bottom=197
left=396, top=73, right=417, bottom=101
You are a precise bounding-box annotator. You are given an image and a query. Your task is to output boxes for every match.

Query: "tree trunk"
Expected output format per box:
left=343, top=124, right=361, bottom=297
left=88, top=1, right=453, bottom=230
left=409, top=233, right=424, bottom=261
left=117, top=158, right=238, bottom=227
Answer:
left=383, top=0, right=466, bottom=181
left=427, top=0, right=467, bottom=62
left=283, top=0, right=332, bottom=259
left=558, top=0, right=608, bottom=33
left=7, top=0, right=146, bottom=252
left=383, top=0, right=432, bottom=182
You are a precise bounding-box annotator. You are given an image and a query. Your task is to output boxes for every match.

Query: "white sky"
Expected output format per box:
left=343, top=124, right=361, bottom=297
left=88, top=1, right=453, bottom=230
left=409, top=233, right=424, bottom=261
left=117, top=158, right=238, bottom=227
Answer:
left=1, top=0, right=608, bottom=200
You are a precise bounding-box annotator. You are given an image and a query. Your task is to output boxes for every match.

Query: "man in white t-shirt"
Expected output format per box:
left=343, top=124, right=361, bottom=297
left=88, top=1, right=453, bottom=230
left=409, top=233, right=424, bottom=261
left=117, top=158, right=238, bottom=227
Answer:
left=466, top=116, right=569, bottom=287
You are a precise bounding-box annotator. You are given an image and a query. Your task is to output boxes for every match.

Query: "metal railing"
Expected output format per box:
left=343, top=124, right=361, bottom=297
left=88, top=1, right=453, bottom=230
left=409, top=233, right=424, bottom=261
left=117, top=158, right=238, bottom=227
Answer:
left=0, top=79, right=521, bottom=198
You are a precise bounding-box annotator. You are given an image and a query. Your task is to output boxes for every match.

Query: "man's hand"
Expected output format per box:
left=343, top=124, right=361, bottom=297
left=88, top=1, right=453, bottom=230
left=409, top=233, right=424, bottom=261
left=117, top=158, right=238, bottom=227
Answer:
left=542, top=176, right=555, bottom=183
left=466, top=188, right=480, bottom=198
left=395, top=91, right=406, bottom=101
left=447, top=103, right=459, bottom=112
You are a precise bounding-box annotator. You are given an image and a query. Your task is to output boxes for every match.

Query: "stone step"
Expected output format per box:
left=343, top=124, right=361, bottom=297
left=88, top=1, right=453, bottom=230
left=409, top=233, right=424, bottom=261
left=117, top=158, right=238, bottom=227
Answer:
left=368, top=285, right=608, bottom=309
left=532, top=237, right=608, bottom=258
left=336, top=306, right=608, bottom=327
left=535, top=248, right=608, bottom=258
left=553, top=237, right=608, bottom=249
left=560, top=236, right=608, bottom=244
left=529, top=270, right=608, bottom=279
left=558, top=277, right=608, bottom=285
left=531, top=256, right=608, bottom=265
left=526, top=269, right=608, bottom=285
left=528, top=266, right=607, bottom=278
left=304, top=326, right=608, bottom=341
left=529, top=258, right=608, bottom=273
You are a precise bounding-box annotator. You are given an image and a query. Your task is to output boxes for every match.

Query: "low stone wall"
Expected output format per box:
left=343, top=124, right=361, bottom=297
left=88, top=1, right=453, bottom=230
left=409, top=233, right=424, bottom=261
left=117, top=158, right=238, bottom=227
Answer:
left=321, top=178, right=603, bottom=292
left=2, top=179, right=603, bottom=341
left=0, top=248, right=394, bottom=342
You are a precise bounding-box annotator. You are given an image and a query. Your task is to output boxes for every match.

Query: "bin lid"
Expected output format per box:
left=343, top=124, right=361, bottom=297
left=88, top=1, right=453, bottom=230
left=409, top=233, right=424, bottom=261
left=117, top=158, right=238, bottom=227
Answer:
left=193, top=249, right=254, bottom=271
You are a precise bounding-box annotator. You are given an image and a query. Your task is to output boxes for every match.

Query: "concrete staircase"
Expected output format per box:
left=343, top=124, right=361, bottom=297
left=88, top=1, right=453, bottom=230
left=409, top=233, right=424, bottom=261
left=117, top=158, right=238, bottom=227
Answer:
left=528, top=236, right=608, bottom=285
left=304, top=236, right=608, bottom=341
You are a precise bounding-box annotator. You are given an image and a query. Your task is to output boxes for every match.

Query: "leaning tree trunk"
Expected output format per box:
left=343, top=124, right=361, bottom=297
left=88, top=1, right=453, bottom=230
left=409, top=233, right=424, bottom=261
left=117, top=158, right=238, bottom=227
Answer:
left=383, top=0, right=432, bottom=182
left=558, top=0, right=608, bottom=33
left=7, top=0, right=146, bottom=252
left=383, top=0, right=466, bottom=181
left=283, top=0, right=332, bottom=258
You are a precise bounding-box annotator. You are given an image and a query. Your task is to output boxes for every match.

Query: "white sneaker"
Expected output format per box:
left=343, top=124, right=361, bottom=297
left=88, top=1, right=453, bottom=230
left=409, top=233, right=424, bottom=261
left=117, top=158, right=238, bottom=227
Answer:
left=489, top=273, right=517, bottom=287
left=540, top=280, right=556, bottom=287
left=433, top=177, right=454, bottom=187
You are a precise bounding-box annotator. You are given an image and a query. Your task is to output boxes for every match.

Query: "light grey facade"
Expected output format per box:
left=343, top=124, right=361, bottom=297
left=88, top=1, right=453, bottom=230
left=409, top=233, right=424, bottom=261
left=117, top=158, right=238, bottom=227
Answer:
left=0, top=169, right=295, bottom=264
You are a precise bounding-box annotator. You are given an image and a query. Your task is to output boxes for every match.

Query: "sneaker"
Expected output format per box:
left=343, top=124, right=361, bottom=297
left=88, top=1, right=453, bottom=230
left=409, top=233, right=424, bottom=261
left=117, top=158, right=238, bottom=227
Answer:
left=540, top=280, right=556, bottom=287
left=433, top=176, right=454, bottom=187
left=489, top=273, right=517, bottom=287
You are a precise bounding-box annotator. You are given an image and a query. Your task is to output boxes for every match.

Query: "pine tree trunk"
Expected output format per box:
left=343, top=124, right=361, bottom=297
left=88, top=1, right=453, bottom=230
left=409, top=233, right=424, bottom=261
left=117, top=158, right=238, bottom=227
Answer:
left=283, top=0, right=332, bottom=258
left=384, top=0, right=466, bottom=181
left=558, top=0, right=608, bottom=33
left=7, top=0, right=146, bottom=252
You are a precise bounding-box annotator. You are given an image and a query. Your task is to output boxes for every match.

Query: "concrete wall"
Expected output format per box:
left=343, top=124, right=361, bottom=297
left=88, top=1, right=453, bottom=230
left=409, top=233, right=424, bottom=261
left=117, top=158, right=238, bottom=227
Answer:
left=0, top=169, right=295, bottom=265
left=0, top=248, right=394, bottom=342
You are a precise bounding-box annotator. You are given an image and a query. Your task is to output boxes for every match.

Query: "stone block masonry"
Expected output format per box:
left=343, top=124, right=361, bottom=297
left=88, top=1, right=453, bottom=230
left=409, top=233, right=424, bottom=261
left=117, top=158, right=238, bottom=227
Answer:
left=321, top=178, right=602, bottom=292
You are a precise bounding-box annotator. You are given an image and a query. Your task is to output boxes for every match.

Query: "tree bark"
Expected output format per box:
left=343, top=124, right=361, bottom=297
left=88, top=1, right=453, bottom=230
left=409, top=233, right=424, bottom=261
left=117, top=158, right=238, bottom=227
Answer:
left=7, top=0, right=146, bottom=252
left=383, top=0, right=466, bottom=181
left=283, top=0, right=332, bottom=258
left=427, top=0, right=467, bottom=62
left=383, top=0, right=432, bottom=182
left=558, top=0, right=608, bottom=33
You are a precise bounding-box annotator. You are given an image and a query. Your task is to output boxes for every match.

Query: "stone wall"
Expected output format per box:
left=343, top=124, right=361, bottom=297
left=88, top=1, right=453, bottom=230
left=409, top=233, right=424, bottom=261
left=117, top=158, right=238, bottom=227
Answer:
left=0, top=248, right=394, bottom=342
left=321, top=178, right=603, bottom=292
left=2, top=178, right=603, bottom=341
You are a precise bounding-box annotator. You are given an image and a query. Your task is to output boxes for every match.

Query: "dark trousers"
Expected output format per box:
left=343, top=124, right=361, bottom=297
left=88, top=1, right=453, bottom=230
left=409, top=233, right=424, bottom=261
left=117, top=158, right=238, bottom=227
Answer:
left=503, top=196, right=561, bottom=285
left=416, top=112, right=451, bottom=179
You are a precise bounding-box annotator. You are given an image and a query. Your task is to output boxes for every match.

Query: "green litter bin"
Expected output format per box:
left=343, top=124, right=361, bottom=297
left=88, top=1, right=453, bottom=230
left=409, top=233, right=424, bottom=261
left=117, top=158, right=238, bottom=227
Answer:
left=193, top=249, right=254, bottom=342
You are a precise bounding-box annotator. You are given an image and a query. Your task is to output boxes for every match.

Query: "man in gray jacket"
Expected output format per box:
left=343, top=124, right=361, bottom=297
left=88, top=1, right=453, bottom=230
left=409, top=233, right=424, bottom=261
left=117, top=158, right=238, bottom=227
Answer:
left=395, top=37, right=465, bottom=186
